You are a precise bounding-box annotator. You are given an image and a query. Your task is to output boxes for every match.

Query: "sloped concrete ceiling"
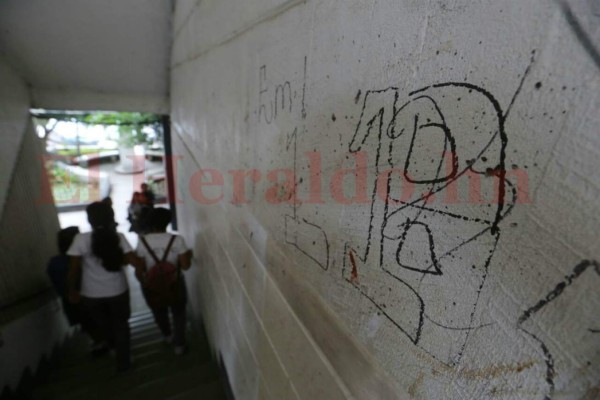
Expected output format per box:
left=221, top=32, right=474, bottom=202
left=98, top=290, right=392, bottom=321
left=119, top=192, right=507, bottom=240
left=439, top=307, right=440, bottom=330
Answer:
left=0, top=0, right=173, bottom=113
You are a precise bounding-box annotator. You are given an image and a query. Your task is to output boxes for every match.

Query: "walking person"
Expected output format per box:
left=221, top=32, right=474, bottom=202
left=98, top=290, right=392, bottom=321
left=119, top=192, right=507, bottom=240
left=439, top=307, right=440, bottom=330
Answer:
left=135, top=207, right=192, bottom=355
left=47, top=226, right=107, bottom=356
left=140, top=182, right=155, bottom=207
left=67, top=201, right=136, bottom=373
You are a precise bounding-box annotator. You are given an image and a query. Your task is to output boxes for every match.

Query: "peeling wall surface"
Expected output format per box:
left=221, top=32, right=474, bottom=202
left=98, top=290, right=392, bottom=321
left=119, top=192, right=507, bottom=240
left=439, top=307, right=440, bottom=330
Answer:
left=171, top=1, right=600, bottom=399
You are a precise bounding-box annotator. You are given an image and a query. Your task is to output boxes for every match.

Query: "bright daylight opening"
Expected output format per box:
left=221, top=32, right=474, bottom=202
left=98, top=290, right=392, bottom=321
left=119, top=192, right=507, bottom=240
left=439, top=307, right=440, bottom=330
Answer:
left=30, top=110, right=171, bottom=238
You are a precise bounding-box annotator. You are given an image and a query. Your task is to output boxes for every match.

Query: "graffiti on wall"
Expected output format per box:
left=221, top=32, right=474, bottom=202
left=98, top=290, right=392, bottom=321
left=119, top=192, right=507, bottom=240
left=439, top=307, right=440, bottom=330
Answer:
left=516, top=259, right=600, bottom=399
left=337, top=52, right=599, bottom=397
left=255, top=48, right=598, bottom=398
left=342, top=77, right=523, bottom=366
left=258, top=57, right=331, bottom=271
left=284, top=125, right=330, bottom=270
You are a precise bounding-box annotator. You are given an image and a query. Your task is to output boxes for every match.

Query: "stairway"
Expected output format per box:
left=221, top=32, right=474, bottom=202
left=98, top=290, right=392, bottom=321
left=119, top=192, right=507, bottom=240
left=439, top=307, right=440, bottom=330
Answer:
left=7, top=310, right=227, bottom=400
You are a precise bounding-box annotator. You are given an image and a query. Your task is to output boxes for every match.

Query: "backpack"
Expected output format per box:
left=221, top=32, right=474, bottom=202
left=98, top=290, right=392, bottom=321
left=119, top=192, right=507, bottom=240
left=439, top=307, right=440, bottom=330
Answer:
left=140, top=235, right=182, bottom=308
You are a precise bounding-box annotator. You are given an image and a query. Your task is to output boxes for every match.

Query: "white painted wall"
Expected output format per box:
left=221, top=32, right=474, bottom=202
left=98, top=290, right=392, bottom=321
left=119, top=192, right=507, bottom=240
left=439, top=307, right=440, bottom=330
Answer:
left=0, top=301, right=69, bottom=392
left=0, top=0, right=173, bottom=113
left=0, top=58, right=67, bottom=393
left=0, top=60, right=31, bottom=215
left=171, top=1, right=600, bottom=399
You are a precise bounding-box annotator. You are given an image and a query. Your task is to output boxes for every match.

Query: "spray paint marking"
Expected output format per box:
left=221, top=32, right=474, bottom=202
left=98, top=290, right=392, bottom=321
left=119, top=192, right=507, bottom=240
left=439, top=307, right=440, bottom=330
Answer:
left=349, top=249, right=359, bottom=284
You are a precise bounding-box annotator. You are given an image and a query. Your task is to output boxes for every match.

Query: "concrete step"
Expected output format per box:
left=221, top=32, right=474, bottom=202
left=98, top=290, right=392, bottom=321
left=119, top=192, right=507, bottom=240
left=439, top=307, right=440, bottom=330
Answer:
left=36, top=362, right=220, bottom=400
left=26, top=310, right=224, bottom=400
left=165, top=380, right=227, bottom=400
left=108, top=365, right=220, bottom=399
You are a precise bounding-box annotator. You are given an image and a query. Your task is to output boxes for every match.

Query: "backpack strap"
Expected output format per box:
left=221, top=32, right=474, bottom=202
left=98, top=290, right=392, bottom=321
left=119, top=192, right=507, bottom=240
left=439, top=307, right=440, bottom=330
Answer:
left=163, top=235, right=181, bottom=282
left=140, top=235, right=160, bottom=264
left=162, top=235, right=177, bottom=263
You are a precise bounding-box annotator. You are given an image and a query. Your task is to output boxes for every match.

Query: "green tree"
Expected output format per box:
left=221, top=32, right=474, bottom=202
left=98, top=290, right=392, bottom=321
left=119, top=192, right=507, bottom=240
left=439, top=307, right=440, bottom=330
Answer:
left=32, top=117, right=59, bottom=146
left=82, top=112, right=161, bottom=147
left=31, top=110, right=162, bottom=147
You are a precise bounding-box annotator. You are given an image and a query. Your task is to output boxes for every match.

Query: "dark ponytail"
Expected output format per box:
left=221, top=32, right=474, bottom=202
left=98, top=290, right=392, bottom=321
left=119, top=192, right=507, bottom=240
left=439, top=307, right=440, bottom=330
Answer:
left=86, top=202, right=124, bottom=272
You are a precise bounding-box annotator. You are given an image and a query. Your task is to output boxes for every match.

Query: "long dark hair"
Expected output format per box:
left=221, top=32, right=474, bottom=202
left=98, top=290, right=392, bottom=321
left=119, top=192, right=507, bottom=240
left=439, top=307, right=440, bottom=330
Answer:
left=58, top=226, right=79, bottom=255
left=86, top=202, right=123, bottom=272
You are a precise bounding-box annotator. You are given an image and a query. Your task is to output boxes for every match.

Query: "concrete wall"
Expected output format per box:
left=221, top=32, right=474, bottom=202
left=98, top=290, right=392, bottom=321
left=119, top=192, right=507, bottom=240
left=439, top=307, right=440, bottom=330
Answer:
left=171, top=1, right=600, bottom=399
left=0, top=59, right=67, bottom=392
left=0, top=60, right=30, bottom=213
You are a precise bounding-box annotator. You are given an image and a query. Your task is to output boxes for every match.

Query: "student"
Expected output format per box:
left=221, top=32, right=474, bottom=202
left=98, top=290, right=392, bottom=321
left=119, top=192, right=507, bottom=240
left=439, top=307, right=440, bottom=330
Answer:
left=67, top=202, right=136, bottom=373
left=128, top=191, right=152, bottom=234
left=48, top=227, right=82, bottom=326
left=127, top=192, right=144, bottom=233
left=140, top=182, right=155, bottom=206
left=135, top=207, right=192, bottom=355
left=47, top=226, right=106, bottom=355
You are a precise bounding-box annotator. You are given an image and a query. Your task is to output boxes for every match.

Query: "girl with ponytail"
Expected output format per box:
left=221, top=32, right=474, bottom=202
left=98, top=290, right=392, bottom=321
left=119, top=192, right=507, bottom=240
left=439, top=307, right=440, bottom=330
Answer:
left=67, top=201, right=136, bottom=373
left=89, top=202, right=124, bottom=272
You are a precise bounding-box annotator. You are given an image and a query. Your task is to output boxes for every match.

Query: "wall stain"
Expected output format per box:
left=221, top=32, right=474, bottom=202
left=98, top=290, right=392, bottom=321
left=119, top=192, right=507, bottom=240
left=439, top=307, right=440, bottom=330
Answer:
left=408, top=371, right=425, bottom=397
left=457, top=360, right=536, bottom=380
left=582, top=386, right=600, bottom=400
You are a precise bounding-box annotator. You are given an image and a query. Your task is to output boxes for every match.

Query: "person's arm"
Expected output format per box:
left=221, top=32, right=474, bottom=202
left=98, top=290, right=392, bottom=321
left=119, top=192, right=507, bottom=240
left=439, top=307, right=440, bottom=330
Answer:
left=174, top=235, right=192, bottom=270
left=178, top=250, right=193, bottom=270
left=119, top=234, right=135, bottom=267
left=124, top=251, right=136, bottom=266
left=132, top=254, right=147, bottom=284
left=67, top=256, right=82, bottom=304
left=131, top=238, right=148, bottom=283
left=126, top=251, right=146, bottom=282
left=137, top=258, right=147, bottom=284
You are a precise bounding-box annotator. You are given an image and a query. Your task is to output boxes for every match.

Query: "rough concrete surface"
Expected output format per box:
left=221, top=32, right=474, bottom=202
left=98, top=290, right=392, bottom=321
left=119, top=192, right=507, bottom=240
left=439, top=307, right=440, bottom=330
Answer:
left=171, top=1, right=599, bottom=399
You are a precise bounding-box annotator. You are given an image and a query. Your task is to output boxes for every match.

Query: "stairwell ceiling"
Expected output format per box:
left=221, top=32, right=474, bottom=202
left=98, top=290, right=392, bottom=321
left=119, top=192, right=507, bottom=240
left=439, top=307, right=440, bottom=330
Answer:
left=0, top=0, right=173, bottom=113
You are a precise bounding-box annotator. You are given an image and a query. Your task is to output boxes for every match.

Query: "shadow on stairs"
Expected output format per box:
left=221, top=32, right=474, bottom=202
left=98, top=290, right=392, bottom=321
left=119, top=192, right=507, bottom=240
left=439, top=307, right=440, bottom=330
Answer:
left=1, top=310, right=227, bottom=400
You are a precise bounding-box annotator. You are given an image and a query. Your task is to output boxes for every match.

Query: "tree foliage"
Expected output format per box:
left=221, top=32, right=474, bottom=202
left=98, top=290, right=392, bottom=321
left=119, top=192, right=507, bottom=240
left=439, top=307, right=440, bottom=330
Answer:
left=32, top=117, right=59, bottom=144
left=31, top=111, right=162, bottom=147
left=81, top=112, right=161, bottom=127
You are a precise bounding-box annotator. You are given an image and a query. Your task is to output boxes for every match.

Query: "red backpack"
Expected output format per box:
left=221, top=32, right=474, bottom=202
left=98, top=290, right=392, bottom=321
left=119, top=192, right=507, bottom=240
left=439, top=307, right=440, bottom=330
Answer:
left=140, top=235, right=181, bottom=308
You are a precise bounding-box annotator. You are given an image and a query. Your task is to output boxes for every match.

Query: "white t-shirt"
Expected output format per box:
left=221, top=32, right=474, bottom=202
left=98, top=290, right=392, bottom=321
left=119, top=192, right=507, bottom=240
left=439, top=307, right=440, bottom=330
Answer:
left=136, top=233, right=189, bottom=270
left=67, top=232, right=133, bottom=298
